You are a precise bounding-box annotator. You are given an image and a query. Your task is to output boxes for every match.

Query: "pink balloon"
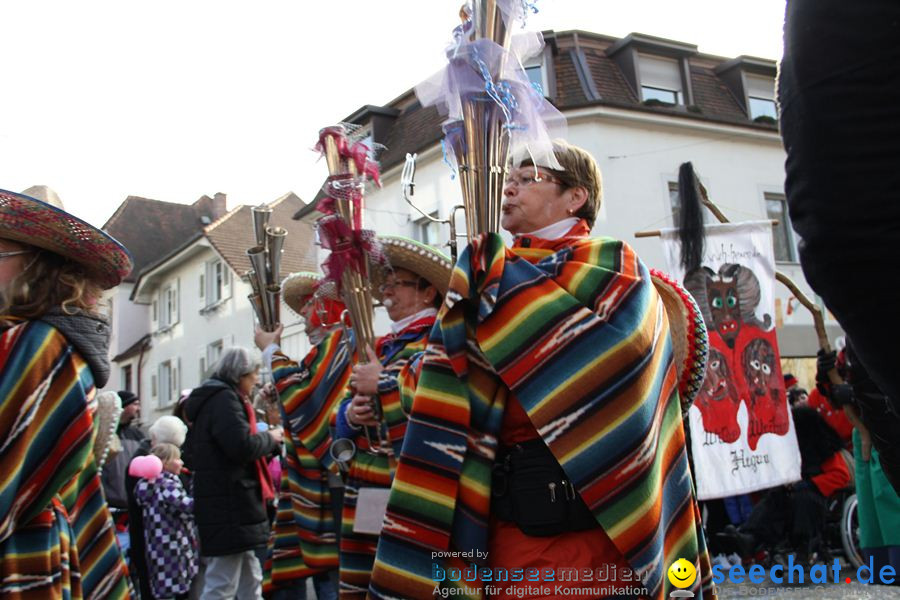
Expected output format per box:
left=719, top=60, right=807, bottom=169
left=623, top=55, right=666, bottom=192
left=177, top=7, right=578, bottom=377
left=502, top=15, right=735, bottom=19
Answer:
left=129, top=454, right=163, bottom=480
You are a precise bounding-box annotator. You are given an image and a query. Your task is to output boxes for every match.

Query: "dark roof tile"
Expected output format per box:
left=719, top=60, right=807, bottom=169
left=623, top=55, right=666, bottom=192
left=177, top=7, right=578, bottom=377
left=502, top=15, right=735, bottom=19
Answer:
left=103, top=195, right=226, bottom=282
left=205, top=193, right=316, bottom=279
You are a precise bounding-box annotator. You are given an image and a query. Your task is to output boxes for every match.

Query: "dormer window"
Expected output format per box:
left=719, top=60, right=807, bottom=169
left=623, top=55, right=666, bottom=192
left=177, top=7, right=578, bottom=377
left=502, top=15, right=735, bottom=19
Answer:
left=524, top=60, right=545, bottom=95
left=745, top=74, right=777, bottom=121
left=522, top=41, right=556, bottom=99
left=606, top=34, right=696, bottom=108
left=714, top=56, right=778, bottom=123
left=639, top=55, right=683, bottom=105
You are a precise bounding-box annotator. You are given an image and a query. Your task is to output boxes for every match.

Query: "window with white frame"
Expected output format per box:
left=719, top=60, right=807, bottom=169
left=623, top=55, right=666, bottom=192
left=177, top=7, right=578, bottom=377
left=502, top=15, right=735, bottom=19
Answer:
left=121, top=365, right=133, bottom=393
left=764, top=192, right=796, bottom=262
left=159, top=280, right=179, bottom=329
left=158, top=361, right=171, bottom=406
left=158, top=359, right=180, bottom=408
left=522, top=54, right=548, bottom=97
left=207, top=339, right=224, bottom=370
left=415, top=212, right=441, bottom=248
left=203, top=259, right=231, bottom=306
left=745, top=74, right=777, bottom=120
left=639, top=54, right=683, bottom=105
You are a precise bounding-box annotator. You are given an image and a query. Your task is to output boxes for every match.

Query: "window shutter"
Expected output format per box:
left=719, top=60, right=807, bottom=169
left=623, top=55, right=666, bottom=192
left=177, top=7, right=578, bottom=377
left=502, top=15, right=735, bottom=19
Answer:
left=200, top=273, right=205, bottom=299
left=745, top=74, right=774, bottom=100
left=639, top=55, right=682, bottom=92
left=174, top=357, right=181, bottom=401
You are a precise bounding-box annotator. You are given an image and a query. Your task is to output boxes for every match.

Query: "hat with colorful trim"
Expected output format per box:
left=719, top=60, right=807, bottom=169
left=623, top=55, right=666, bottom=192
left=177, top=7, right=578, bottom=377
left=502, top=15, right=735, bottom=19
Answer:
left=372, top=236, right=452, bottom=301
left=281, top=271, right=344, bottom=325
left=650, top=269, right=709, bottom=412
left=0, top=187, right=132, bottom=289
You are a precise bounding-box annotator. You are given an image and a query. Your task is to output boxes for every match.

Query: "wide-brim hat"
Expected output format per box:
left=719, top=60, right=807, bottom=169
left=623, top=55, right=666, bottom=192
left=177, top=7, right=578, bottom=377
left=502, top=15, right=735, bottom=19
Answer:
left=0, top=187, right=132, bottom=289
left=372, top=236, right=452, bottom=302
left=650, top=269, right=709, bottom=413
left=282, top=271, right=339, bottom=317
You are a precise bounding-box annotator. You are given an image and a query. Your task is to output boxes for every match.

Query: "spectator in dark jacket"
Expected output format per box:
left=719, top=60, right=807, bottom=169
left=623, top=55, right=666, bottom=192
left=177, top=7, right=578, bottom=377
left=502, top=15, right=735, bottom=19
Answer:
left=183, top=347, right=283, bottom=600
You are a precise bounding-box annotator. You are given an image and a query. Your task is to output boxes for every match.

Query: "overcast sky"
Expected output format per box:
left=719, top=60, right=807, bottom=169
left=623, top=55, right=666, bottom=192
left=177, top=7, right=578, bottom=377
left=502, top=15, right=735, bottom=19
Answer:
left=0, top=1, right=786, bottom=227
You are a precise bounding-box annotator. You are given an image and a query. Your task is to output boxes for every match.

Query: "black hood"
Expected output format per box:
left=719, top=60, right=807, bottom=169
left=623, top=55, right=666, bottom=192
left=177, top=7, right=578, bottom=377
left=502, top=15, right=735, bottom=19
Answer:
left=40, top=308, right=111, bottom=387
left=183, top=378, right=234, bottom=422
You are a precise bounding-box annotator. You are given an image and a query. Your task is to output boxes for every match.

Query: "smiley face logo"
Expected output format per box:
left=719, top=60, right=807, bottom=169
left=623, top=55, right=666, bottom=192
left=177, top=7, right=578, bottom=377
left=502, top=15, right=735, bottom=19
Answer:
left=667, top=558, right=697, bottom=589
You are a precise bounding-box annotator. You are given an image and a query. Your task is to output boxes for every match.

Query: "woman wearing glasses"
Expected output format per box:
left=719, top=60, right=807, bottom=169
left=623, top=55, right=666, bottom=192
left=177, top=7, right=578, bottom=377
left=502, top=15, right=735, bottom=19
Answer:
left=0, top=187, right=132, bottom=599
left=371, top=142, right=713, bottom=600
left=332, top=237, right=451, bottom=599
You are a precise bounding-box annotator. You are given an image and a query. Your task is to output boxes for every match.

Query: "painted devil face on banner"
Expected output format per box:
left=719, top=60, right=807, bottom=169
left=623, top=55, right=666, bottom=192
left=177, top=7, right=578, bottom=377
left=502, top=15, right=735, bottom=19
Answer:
left=742, top=337, right=777, bottom=402
left=707, top=279, right=741, bottom=348
left=696, top=347, right=741, bottom=443
left=684, top=264, right=773, bottom=350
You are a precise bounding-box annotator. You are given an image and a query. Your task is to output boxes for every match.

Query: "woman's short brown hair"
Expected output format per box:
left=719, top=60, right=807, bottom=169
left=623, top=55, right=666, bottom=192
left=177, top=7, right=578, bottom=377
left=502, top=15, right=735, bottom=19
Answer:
left=517, top=140, right=603, bottom=228
left=0, top=248, right=105, bottom=321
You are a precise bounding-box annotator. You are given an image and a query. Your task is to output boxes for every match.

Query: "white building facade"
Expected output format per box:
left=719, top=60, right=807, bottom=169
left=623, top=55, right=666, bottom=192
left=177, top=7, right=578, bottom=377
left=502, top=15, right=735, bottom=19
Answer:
left=299, top=30, right=839, bottom=367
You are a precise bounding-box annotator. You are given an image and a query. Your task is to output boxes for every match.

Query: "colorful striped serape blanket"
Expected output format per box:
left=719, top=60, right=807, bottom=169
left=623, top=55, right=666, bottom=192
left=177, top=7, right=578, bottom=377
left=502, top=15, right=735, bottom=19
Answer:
left=369, top=232, right=713, bottom=599
left=335, top=315, right=435, bottom=599
left=1, top=321, right=130, bottom=599
left=264, top=328, right=354, bottom=594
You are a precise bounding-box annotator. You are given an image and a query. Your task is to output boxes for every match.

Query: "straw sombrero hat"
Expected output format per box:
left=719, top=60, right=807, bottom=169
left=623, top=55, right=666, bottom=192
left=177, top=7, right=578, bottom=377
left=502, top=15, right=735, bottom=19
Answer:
left=372, top=236, right=452, bottom=301
left=0, top=187, right=132, bottom=289
left=282, top=271, right=339, bottom=317
left=650, top=269, right=709, bottom=412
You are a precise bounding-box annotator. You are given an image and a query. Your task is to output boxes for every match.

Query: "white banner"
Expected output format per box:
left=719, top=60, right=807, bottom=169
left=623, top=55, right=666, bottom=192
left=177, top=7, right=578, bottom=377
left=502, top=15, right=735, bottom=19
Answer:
left=660, top=221, right=801, bottom=500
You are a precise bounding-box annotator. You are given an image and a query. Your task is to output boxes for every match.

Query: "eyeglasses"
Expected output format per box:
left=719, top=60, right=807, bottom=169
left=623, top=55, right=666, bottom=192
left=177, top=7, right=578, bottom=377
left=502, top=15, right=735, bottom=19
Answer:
left=378, top=279, right=420, bottom=294
left=503, top=171, right=565, bottom=188
left=0, top=250, right=32, bottom=260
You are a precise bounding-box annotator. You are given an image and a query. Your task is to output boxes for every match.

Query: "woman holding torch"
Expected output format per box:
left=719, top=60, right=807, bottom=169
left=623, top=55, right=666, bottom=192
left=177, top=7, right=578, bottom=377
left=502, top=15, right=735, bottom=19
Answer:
left=371, top=143, right=713, bottom=600
left=254, top=273, right=350, bottom=600
left=332, top=237, right=451, bottom=598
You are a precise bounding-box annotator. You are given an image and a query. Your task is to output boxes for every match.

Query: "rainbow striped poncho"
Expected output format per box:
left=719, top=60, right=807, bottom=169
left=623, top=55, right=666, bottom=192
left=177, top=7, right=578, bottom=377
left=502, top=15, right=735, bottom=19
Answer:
left=264, top=328, right=354, bottom=594
left=335, top=315, right=435, bottom=599
left=369, top=232, right=713, bottom=600
left=1, top=320, right=130, bottom=600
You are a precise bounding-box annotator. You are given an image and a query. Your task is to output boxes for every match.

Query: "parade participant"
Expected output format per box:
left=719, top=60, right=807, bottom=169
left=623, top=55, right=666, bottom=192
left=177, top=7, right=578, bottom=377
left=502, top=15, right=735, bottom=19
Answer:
left=333, top=238, right=451, bottom=598
left=0, top=186, right=132, bottom=599
left=780, top=0, right=900, bottom=423
left=370, top=142, right=712, bottom=599
left=184, top=347, right=284, bottom=599
left=254, top=272, right=351, bottom=600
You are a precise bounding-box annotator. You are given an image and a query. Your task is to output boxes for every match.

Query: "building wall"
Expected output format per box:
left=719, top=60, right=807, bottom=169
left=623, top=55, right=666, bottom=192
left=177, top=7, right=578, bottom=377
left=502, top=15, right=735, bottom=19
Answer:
left=102, top=282, right=150, bottom=392
left=139, top=245, right=307, bottom=422
left=361, top=107, right=840, bottom=356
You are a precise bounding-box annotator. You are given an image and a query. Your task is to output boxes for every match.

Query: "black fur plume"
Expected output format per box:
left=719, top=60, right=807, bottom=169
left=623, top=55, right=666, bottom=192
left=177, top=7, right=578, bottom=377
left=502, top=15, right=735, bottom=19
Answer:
left=677, top=162, right=705, bottom=273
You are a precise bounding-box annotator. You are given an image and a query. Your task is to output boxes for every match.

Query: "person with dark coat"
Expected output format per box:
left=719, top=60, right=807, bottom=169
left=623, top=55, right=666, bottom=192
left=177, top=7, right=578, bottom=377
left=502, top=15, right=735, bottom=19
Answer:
left=779, top=0, right=900, bottom=474
left=183, top=346, right=283, bottom=599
